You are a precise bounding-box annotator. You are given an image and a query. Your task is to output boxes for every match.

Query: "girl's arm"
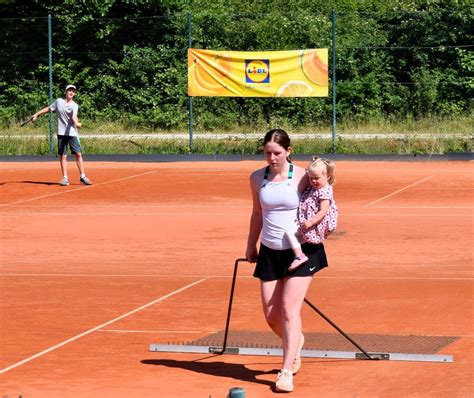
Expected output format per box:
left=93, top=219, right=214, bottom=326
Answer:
left=246, top=170, right=263, bottom=263
left=301, top=199, right=330, bottom=229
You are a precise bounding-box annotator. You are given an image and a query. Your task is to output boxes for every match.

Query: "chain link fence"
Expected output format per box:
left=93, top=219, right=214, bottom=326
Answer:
left=1, top=9, right=472, bottom=155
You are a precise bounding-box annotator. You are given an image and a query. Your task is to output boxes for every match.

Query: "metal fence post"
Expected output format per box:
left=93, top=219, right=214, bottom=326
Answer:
left=48, top=14, right=54, bottom=154
left=331, top=10, right=337, bottom=154
left=188, top=12, right=193, bottom=151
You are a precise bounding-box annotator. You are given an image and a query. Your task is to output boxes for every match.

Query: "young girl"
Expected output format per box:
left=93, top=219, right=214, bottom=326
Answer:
left=288, top=156, right=338, bottom=271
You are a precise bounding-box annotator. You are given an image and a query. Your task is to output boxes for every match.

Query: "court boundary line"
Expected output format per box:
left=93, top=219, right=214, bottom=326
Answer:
left=364, top=175, right=433, bottom=207
left=1, top=212, right=470, bottom=217
left=0, top=273, right=471, bottom=280
left=0, top=170, right=157, bottom=208
left=0, top=278, right=207, bottom=375
left=3, top=204, right=473, bottom=209
left=96, top=329, right=217, bottom=334
left=96, top=328, right=474, bottom=339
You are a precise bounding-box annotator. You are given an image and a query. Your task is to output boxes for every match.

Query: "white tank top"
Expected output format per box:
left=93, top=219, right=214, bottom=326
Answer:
left=259, top=165, right=300, bottom=250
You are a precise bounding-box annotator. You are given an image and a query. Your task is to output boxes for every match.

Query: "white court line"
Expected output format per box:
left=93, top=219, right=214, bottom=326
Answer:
left=97, top=329, right=215, bottom=334
left=2, top=204, right=469, bottom=209
left=364, top=175, right=434, bottom=207
left=367, top=206, right=474, bottom=209
left=0, top=273, right=235, bottom=277
left=409, top=187, right=474, bottom=190
left=319, top=276, right=473, bottom=281
left=0, top=278, right=207, bottom=375
left=0, top=273, right=471, bottom=281
left=346, top=213, right=470, bottom=217
left=0, top=170, right=157, bottom=208
left=0, top=212, right=471, bottom=217
left=0, top=212, right=251, bottom=216
left=98, top=329, right=474, bottom=338
left=4, top=204, right=251, bottom=208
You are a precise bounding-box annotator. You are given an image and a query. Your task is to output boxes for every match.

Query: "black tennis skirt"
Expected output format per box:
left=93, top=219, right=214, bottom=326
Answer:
left=253, top=242, right=328, bottom=281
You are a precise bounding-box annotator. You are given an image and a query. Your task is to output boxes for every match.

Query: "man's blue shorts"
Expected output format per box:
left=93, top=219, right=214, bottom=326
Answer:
left=57, top=135, right=82, bottom=155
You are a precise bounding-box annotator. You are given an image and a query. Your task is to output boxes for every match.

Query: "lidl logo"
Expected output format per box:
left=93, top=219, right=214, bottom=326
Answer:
left=245, top=59, right=270, bottom=83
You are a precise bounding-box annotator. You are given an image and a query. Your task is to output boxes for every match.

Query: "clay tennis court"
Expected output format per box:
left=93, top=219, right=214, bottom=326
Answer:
left=0, top=158, right=472, bottom=397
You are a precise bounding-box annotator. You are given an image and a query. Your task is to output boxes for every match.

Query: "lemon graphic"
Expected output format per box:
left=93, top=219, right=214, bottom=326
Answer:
left=300, top=49, right=328, bottom=86
left=276, top=80, right=313, bottom=97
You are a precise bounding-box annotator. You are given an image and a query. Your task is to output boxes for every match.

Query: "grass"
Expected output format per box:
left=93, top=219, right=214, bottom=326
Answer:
left=1, top=116, right=472, bottom=156
left=1, top=135, right=471, bottom=156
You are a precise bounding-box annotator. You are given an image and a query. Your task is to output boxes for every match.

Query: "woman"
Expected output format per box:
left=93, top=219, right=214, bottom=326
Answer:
left=245, top=129, right=328, bottom=393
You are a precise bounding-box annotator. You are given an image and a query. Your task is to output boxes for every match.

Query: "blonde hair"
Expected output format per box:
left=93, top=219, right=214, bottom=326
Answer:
left=308, top=156, right=336, bottom=185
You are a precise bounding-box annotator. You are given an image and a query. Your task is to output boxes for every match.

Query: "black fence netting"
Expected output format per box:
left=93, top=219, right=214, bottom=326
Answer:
left=0, top=3, right=472, bottom=155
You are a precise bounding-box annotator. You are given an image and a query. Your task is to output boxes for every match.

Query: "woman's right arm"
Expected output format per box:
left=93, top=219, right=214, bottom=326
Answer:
left=246, top=171, right=263, bottom=263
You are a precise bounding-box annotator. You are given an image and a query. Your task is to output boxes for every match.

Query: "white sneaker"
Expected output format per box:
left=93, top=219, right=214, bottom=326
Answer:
left=59, top=177, right=69, bottom=186
left=275, top=369, right=294, bottom=392
left=80, top=176, right=92, bottom=185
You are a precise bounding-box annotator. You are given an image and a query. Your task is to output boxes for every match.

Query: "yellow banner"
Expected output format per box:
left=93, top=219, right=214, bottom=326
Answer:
left=188, top=48, right=328, bottom=97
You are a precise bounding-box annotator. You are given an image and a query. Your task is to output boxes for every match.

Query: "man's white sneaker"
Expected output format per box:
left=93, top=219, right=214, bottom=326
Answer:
left=80, top=176, right=92, bottom=185
left=59, top=177, right=69, bottom=186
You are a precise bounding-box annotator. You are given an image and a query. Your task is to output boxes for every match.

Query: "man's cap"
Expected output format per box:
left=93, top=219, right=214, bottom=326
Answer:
left=65, top=84, right=77, bottom=91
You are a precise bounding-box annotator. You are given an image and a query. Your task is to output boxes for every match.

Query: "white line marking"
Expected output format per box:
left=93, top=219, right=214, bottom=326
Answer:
left=346, top=213, right=471, bottom=217
left=0, top=278, right=207, bottom=375
left=318, top=276, right=474, bottom=281
left=0, top=273, right=254, bottom=278
left=95, top=330, right=474, bottom=338
left=364, top=176, right=434, bottom=207
left=96, top=329, right=215, bottom=334
left=3, top=132, right=470, bottom=139
left=1, top=212, right=471, bottom=217
left=4, top=204, right=470, bottom=209
left=0, top=212, right=250, bottom=216
left=409, top=187, right=474, bottom=190
left=0, top=171, right=157, bottom=208
left=0, top=274, right=471, bottom=281
left=3, top=204, right=251, bottom=209
left=367, top=206, right=474, bottom=209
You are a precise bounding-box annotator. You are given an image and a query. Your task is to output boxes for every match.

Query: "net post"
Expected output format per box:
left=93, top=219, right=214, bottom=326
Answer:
left=188, top=12, right=194, bottom=152
left=331, top=10, right=337, bottom=154
left=48, top=14, right=54, bottom=154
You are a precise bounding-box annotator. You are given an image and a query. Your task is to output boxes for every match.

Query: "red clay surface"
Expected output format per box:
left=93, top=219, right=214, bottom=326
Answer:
left=0, top=160, right=472, bottom=397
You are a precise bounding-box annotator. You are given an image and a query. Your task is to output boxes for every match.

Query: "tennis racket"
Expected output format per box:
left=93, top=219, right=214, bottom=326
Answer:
left=20, top=116, right=34, bottom=126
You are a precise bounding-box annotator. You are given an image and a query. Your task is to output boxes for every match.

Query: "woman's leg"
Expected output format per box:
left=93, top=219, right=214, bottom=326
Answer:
left=260, top=279, right=284, bottom=338
left=280, top=276, right=313, bottom=370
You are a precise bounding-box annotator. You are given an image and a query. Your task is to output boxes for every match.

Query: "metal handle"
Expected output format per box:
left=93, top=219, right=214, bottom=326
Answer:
left=218, top=258, right=248, bottom=355
left=217, top=258, right=373, bottom=360
left=304, top=298, right=374, bottom=360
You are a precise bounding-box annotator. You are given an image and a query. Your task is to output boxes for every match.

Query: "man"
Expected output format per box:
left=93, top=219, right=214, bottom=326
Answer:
left=32, top=84, right=92, bottom=186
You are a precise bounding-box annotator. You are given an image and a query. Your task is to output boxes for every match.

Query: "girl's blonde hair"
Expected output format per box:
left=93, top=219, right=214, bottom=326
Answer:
left=308, top=156, right=336, bottom=185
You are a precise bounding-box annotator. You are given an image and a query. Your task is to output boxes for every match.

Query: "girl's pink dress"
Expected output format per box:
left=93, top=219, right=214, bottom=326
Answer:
left=298, top=184, right=338, bottom=244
